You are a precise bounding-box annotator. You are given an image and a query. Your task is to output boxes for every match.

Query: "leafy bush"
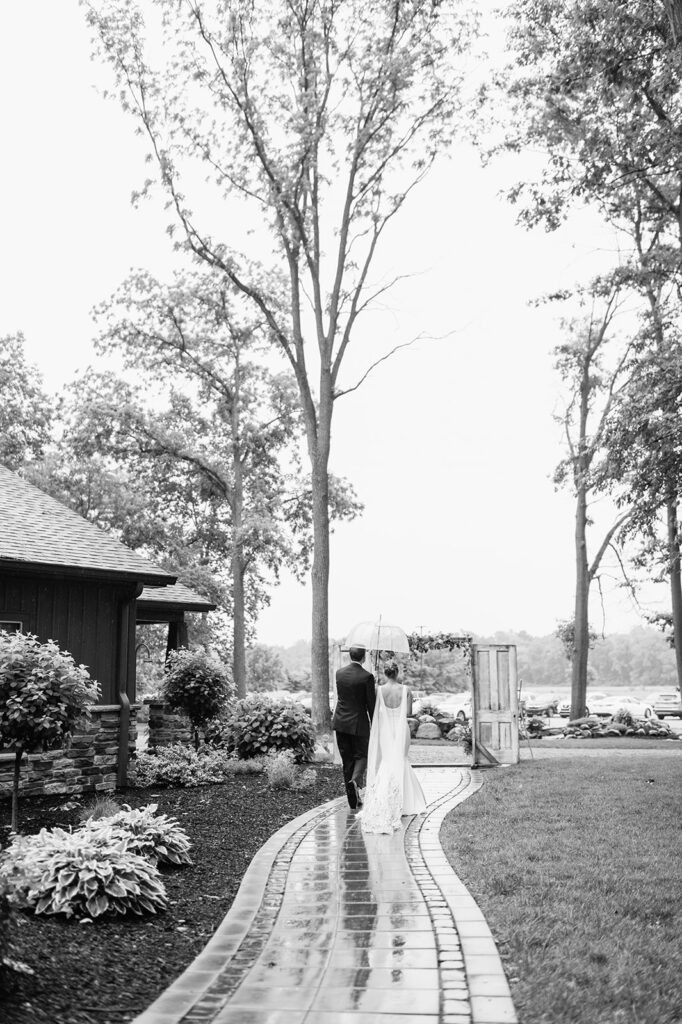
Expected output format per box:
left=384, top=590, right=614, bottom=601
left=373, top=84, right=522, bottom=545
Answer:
left=129, top=743, right=265, bottom=788
left=213, top=695, right=316, bottom=761
left=84, top=804, right=192, bottom=866
left=162, top=647, right=235, bottom=749
left=0, top=630, right=100, bottom=829
left=0, top=827, right=167, bottom=919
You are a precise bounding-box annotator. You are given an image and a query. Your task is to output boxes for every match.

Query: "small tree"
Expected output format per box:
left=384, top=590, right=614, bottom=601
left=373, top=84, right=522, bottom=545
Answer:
left=0, top=631, right=100, bottom=831
left=162, top=647, right=234, bottom=749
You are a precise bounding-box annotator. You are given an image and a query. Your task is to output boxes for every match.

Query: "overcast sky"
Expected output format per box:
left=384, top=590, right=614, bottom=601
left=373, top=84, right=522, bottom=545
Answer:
left=1, top=2, right=668, bottom=645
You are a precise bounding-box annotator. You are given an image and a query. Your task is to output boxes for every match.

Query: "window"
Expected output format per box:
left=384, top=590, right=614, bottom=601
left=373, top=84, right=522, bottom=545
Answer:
left=0, top=621, right=22, bottom=633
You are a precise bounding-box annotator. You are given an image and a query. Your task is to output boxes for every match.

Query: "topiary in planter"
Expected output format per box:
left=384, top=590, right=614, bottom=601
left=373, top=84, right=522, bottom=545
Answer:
left=162, top=647, right=235, bottom=750
left=0, top=630, right=100, bottom=831
left=212, top=695, right=316, bottom=762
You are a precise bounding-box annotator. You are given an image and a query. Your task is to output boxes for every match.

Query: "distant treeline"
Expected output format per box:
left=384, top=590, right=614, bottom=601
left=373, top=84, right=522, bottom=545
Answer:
left=265, top=626, right=678, bottom=695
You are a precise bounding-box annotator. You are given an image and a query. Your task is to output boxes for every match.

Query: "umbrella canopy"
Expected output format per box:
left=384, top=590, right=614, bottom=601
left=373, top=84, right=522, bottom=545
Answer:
left=344, top=620, right=411, bottom=654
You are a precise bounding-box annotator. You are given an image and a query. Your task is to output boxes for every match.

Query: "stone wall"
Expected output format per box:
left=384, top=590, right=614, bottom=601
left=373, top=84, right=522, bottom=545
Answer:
left=0, top=705, right=138, bottom=799
left=145, top=700, right=193, bottom=749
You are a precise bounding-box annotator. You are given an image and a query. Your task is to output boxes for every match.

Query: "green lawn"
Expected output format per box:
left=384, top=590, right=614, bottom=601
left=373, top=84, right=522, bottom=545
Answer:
left=527, top=736, right=681, bottom=750
left=441, top=755, right=682, bottom=1024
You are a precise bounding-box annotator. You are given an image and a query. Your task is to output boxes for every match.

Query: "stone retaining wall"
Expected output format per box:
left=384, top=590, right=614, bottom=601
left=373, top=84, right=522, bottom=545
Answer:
left=0, top=705, right=138, bottom=798
left=145, top=700, right=193, bottom=748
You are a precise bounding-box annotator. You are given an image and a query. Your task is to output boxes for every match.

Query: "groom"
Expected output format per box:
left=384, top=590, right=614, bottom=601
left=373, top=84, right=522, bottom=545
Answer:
left=332, top=645, right=376, bottom=809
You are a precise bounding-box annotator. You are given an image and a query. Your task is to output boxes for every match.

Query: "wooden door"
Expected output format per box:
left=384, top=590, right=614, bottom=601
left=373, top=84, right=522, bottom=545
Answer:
left=471, top=644, right=519, bottom=765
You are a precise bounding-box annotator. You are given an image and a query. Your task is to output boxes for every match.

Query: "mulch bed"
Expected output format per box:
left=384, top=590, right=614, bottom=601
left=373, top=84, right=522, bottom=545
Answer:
left=0, top=766, right=343, bottom=1024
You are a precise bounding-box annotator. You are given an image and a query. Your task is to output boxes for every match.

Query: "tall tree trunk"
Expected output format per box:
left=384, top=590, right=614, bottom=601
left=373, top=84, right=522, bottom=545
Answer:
left=307, top=371, right=333, bottom=734
left=231, top=355, right=247, bottom=698
left=666, top=491, right=682, bottom=689
left=232, top=553, right=247, bottom=699
left=310, top=442, right=332, bottom=732
left=572, top=483, right=590, bottom=719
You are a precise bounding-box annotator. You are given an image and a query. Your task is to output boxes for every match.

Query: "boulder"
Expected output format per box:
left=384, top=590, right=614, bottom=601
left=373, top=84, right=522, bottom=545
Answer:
left=419, top=714, right=436, bottom=724
left=416, top=722, right=442, bottom=740
left=445, top=727, right=461, bottom=742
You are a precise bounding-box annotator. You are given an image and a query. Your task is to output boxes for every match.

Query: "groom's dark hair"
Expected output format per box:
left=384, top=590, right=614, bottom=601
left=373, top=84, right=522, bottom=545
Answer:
left=349, top=646, right=366, bottom=662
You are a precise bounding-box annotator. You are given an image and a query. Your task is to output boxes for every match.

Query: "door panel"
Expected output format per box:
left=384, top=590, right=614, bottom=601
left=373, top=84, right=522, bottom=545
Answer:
left=472, top=645, right=519, bottom=764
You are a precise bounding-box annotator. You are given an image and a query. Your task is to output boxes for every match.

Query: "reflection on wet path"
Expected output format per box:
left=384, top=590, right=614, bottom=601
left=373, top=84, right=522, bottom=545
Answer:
left=134, top=767, right=519, bottom=1024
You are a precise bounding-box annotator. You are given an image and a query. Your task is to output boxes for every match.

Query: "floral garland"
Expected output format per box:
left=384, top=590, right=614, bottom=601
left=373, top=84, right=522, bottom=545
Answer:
left=406, top=631, right=472, bottom=655
left=406, top=631, right=474, bottom=674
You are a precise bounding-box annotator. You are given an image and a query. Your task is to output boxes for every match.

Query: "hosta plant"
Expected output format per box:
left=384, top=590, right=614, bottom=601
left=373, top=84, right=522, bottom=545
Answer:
left=0, top=827, right=167, bottom=919
left=212, top=695, right=316, bottom=762
left=84, top=804, right=192, bottom=866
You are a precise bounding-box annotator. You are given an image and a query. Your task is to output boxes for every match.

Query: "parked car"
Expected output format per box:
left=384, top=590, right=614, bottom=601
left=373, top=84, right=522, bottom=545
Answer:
left=520, top=692, right=560, bottom=717
left=438, top=693, right=472, bottom=722
left=588, top=694, right=655, bottom=719
left=558, top=692, right=608, bottom=717
left=414, top=692, right=471, bottom=722
left=647, top=689, right=682, bottom=719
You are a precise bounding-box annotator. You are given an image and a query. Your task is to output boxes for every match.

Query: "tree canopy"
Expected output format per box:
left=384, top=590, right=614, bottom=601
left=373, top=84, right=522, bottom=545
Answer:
left=85, top=0, right=477, bottom=728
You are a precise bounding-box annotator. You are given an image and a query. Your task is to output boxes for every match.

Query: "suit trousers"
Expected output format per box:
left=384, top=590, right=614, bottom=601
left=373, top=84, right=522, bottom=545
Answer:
left=335, top=730, right=369, bottom=804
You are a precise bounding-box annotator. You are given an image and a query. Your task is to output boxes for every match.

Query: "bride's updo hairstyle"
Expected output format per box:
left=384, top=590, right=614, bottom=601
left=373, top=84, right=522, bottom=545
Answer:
left=383, top=660, right=400, bottom=680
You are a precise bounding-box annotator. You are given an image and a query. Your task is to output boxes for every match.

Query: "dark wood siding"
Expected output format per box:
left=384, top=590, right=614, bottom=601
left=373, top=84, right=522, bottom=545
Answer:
left=0, top=572, right=138, bottom=704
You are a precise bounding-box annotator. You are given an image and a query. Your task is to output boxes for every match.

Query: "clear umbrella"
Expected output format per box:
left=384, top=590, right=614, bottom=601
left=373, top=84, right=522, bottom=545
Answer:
left=344, top=619, right=411, bottom=654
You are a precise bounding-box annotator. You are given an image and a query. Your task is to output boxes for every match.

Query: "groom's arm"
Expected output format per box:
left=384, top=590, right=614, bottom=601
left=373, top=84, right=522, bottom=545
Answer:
left=366, top=674, right=377, bottom=721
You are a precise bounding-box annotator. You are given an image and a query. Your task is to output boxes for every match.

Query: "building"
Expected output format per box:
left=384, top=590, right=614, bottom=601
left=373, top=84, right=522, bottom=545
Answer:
left=0, top=465, right=216, bottom=794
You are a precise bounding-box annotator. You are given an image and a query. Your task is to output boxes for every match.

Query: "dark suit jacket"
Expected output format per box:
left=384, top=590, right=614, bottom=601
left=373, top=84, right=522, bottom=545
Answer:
left=332, top=661, right=376, bottom=736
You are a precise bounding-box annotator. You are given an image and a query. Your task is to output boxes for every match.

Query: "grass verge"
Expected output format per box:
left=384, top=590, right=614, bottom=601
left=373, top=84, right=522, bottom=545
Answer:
left=528, top=737, right=681, bottom=750
left=441, top=754, right=682, bottom=1024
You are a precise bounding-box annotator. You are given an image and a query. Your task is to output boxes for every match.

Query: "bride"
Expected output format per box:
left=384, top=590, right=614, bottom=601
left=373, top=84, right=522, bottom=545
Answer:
left=359, top=660, right=426, bottom=834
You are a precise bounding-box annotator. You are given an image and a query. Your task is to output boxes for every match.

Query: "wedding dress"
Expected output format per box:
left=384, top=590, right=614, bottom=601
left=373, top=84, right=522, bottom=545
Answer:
left=359, top=684, right=426, bottom=834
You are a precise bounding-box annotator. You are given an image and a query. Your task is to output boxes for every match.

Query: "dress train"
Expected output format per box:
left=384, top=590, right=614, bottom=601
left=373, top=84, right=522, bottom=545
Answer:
left=359, top=684, right=426, bottom=834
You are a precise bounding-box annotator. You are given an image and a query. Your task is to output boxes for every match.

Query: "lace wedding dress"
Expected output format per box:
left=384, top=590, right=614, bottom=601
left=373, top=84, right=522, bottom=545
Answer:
left=359, top=684, right=426, bottom=834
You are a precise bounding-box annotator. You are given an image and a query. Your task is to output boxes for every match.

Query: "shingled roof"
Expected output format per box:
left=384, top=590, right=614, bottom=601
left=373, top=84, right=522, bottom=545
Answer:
left=0, top=465, right=175, bottom=585
left=138, top=581, right=217, bottom=612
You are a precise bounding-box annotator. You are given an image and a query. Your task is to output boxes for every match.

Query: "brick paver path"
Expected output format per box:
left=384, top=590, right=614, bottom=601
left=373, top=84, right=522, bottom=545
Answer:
left=132, top=767, right=516, bottom=1024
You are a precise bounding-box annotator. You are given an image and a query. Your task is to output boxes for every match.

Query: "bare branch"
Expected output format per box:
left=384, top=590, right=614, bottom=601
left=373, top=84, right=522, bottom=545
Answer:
left=334, top=330, right=458, bottom=399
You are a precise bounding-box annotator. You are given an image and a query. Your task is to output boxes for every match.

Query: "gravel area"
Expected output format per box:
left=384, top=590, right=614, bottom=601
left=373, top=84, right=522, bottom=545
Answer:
left=0, top=765, right=343, bottom=1024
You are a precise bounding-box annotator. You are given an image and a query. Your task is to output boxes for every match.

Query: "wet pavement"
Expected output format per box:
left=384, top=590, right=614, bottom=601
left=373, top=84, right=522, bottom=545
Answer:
left=131, top=767, right=516, bottom=1024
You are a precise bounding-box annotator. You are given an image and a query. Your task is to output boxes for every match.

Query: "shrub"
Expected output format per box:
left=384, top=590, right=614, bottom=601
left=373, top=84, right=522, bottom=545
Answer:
left=264, top=751, right=318, bottom=791
left=265, top=750, right=297, bottom=788
left=77, top=796, right=121, bottom=824
left=130, top=744, right=228, bottom=787
left=213, top=695, right=316, bottom=761
left=162, top=647, right=234, bottom=749
left=416, top=700, right=442, bottom=719
left=0, top=630, right=100, bottom=830
left=296, top=767, right=317, bottom=791
left=450, top=723, right=473, bottom=755
left=0, top=878, right=17, bottom=994
left=84, top=804, right=192, bottom=866
left=0, top=827, right=167, bottom=919
left=128, top=744, right=265, bottom=788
